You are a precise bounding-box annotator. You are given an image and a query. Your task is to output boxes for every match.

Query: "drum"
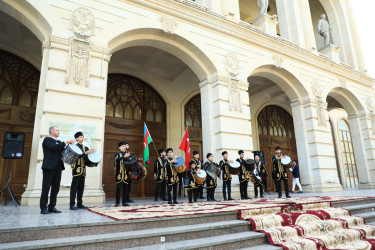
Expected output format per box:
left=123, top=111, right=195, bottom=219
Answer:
left=61, top=144, right=82, bottom=165
left=195, top=170, right=206, bottom=184
left=207, top=163, right=221, bottom=179
left=245, top=159, right=255, bottom=171
left=174, top=157, right=186, bottom=173
left=124, top=154, right=139, bottom=172
left=281, top=155, right=293, bottom=168
left=85, top=150, right=102, bottom=167
left=130, top=163, right=147, bottom=182
left=229, top=161, right=240, bottom=175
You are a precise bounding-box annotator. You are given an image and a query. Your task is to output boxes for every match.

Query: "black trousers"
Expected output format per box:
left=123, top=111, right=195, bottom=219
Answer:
left=263, top=179, right=268, bottom=192
left=222, top=180, right=232, bottom=199
left=70, top=175, right=85, bottom=207
left=167, top=183, right=178, bottom=202
left=239, top=181, right=249, bottom=199
left=187, top=188, right=198, bottom=202
left=254, top=184, right=263, bottom=197
left=275, top=178, right=289, bottom=197
left=116, top=182, right=128, bottom=204
left=197, top=184, right=204, bottom=198
left=155, top=181, right=167, bottom=200
left=40, top=167, right=62, bottom=210
left=207, top=187, right=216, bottom=201
left=127, top=179, right=132, bottom=201
left=177, top=173, right=185, bottom=197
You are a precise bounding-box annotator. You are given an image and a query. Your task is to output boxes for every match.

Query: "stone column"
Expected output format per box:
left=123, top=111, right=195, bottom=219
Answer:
left=276, top=0, right=316, bottom=50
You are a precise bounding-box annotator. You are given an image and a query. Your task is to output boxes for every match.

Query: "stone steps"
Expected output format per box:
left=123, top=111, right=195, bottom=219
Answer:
left=344, top=203, right=375, bottom=215
left=0, top=220, right=252, bottom=249
left=238, top=245, right=283, bottom=250
left=331, top=197, right=375, bottom=208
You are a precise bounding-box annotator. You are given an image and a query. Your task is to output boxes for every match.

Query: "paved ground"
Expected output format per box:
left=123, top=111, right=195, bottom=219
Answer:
left=0, top=189, right=374, bottom=231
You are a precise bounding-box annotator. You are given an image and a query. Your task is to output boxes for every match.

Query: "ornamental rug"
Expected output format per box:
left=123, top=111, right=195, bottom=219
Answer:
left=239, top=202, right=375, bottom=250
left=88, top=196, right=372, bottom=221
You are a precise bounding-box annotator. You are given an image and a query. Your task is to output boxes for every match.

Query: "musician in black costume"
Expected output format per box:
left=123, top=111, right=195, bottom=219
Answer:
left=186, top=160, right=199, bottom=203
left=70, top=131, right=96, bottom=210
left=272, top=146, right=291, bottom=198
left=153, top=148, right=167, bottom=201
left=203, top=153, right=218, bottom=202
left=236, top=150, right=252, bottom=200
left=114, top=141, right=131, bottom=207
left=192, top=151, right=205, bottom=199
left=253, top=154, right=266, bottom=199
left=219, top=151, right=234, bottom=201
left=165, top=148, right=179, bottom=204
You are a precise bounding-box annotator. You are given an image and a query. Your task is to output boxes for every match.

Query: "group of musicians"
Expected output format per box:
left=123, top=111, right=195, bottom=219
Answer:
left=39, top=125, right=299, bottom=214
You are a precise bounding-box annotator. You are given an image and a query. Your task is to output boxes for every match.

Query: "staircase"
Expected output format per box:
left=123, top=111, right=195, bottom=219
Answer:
left=1, top=198, right=375, bottom=250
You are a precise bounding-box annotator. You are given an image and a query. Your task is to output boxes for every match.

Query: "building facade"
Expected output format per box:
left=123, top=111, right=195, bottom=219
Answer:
left=0, top=0, right=374, bottom=205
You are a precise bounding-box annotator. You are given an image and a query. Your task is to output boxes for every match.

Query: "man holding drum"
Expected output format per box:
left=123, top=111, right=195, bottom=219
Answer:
left=236, top=150, right=251, bottom=200
left=186, top=160, right=199, bottom=203
left=40, top=126, right=75, bottom=214
left=220, top=151, right=234, bottom=201
left=165, top=148, right=179, bottom=204
left=153, top=148, right=167, bottom=201
left=272, top=146, right=291, bottom=198
left=114, top=141, right=131, bottom=207
left=253, top=154, right=266, bottom=198
left=70, top=132, right=96, bottom=210
left=192, top=151, right=205, bottom=200
left=203, top=153, right=218, bottom=202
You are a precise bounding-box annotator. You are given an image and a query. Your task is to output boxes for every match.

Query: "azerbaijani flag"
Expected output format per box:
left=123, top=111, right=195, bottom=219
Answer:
left=143, top=123, right=153, bottom=167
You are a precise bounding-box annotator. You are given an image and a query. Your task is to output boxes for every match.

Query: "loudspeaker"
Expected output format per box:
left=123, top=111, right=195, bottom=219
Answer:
left=253, top=151, right=265, bottom=163
left=2, top=132, right=25, bottom=159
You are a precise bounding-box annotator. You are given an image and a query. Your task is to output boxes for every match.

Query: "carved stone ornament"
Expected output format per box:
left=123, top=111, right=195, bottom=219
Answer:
left=366, top=96, right=375, bottom=135
left=339, top=77, right=347, bottom=89
left=66, top=8, right=94, bottom=87
left=160, top=15, right=177, bottom=34
left=225, top=52, right=242, bottom=112
left=225, top=52, right=239, bottom=76
left=311, top=80, right=326, bottom=127
left=273, top=54, right=283, bottom=68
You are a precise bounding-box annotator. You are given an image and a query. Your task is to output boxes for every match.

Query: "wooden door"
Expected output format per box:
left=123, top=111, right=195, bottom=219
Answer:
left=103, top=74, right=166, bottom=198
left=0, top=50, right=39, bottom=200
left=257, top=105, right=298, bottom=191
left=185, top=94, right=203, bottom=160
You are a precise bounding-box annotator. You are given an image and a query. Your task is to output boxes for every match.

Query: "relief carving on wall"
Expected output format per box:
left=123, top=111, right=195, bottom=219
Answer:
left=160, top=15, right=178, bottom=34
left=225, top=52, right=242, bottom=112
left=311, top=80, right=327, bottom=127
left=66, top=8, right=95, bottom=87
left=273, top=54, right=284, bottom=68
left=339, top=77, right=347, bottom=89
left=366, top=96, right=375, bottom=135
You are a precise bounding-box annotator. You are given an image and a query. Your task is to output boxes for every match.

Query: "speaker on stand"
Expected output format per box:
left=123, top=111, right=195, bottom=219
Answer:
left=0, top=131, right=25, bottom=206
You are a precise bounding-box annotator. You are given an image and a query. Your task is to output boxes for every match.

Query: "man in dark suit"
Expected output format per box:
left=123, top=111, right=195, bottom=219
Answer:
left=40, top=126, right=75, bottom=214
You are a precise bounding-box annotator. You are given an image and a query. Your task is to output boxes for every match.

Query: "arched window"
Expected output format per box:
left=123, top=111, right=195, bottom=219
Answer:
left=338, top=119, right=358, bottom=188
left=257, top=105, right=294, bottom=138
left=106, top=74, right=165, bottom=123
left=184, top=94, right=201, bottom=128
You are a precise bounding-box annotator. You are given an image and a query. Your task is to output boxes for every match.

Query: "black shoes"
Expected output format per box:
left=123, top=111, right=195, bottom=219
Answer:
left=290, top=191, right=294, bottom=193
left=122, top=203, right=130, bottom=206
left=200, top=196, right=205, bottom=199
left=127, top=199, right=134, bottom=203
left=77, top=204, right=88, bottom=209
left=162, top=198, right=168, bottom=201
left=173, top=201, right=178, bottom=204
left=48, top=208, right=61, bottom=213
left=254, top=196, right=258, bottom=199
left=228, top=197, right=235, bottom=200
left=286, top=196, right=291, bottom=198
left=40, top=208, right=49, bottom=214
left=70, top=206, right=79, bottom=210
left=115, top=203, right=120, bottom=207
left=168, top=201, right=173, bottom=204
left=298, top=191, right=303, bottom=193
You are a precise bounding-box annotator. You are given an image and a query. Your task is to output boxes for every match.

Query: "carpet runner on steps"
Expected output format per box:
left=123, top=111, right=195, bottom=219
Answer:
left=239, top=202, right=375, bottom=250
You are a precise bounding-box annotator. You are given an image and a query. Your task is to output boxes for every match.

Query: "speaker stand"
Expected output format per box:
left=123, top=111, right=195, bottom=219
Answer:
left=0, top=160, right=20, bottom=207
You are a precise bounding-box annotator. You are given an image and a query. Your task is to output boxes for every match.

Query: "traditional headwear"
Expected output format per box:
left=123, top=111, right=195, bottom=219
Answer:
left=158, top=148, right=165, bottom=155
left=193, top=151, right=199, bottom=156
left=206, top=153, right=213, bottom=158
left=189, top=160, right=196, bottom=166
left=238, top=150, right=244, bottom=155
left=74, top=131, right=83, bottom=139
left=275, top=146, right=281, bottom=151
left=222, top=151, right=228, bottom=156
left=118, top=141, right=128, bottom=147
left=166, top=148, right=173, bottom=153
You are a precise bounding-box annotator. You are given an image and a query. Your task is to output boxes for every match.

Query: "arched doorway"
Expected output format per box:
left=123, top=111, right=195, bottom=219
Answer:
left=184, top=94, right=202, bottom=159
left=0, top=49, right=40, bottom=200
left=257, top=105, right=297, bottom=191
left=103, top=73, right=166, bottom=198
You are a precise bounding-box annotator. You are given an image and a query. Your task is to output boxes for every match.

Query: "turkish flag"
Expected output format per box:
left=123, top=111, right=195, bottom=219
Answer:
left=179, top=127, right=191, bottom=169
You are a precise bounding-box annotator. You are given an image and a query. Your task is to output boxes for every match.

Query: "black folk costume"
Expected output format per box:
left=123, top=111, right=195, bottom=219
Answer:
left=186, top=167, right=198, bottom=203
left=153, top=157, right=167, bottom=201
left=165, top=157, right=179, bottom=204
left=236, top=158, right=250, bottom=199
left=114, top=151, right=131, bottom=206
left=219, top=159, right=232, bottom=200
left=203, top=160, right=217, bottom=201
left=193, top=158, right=204, bottom=199
left=70, top=143, right=88, bottom=209
left=272, top=154, right=290, bottom=198
left=253, top=161, right=266, bottom=198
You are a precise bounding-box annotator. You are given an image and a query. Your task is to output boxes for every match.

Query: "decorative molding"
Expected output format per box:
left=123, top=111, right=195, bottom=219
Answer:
left=225, top=53, right=242, bottom=112
left=311, top=80, right=327, bottom=127
left=160, top=15, right=178, bottom=34
left=366, top=96, right=375, bottom=135
left=66, top=8, right=95, bottom=87
left=273, top=54, right=284, bottom=68
left=339, top=77, right=347, bottom=89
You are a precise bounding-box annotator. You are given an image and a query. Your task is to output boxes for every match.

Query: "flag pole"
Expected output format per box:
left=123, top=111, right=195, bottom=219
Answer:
left=144, top=122, right=159, bottom=155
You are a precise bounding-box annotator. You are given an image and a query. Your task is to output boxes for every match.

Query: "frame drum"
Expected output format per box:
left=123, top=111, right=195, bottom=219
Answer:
left=174, top=157, right=186, bottom=173
left=85, top=150, right=101, bottom=167
left=281, top=155, right=293, bottom=168
left=124, top=154, right=139, bottom=172
left=229, top=161, right=240, bottom=175
left=207, top=163, right=221, bottom=179
left=195, top=170, right=206, bottom=184
left=130, top=163, right=147, bottom=182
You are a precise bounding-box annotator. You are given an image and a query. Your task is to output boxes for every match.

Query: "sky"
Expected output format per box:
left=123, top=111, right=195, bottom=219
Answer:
left=351, top=1, right=375, bottom=78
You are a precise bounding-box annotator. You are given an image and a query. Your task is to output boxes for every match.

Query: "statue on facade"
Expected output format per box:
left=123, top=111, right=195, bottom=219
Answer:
left=317, top=14, right=331, bottom=46
left=257, top=0, right=269, bottom=16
